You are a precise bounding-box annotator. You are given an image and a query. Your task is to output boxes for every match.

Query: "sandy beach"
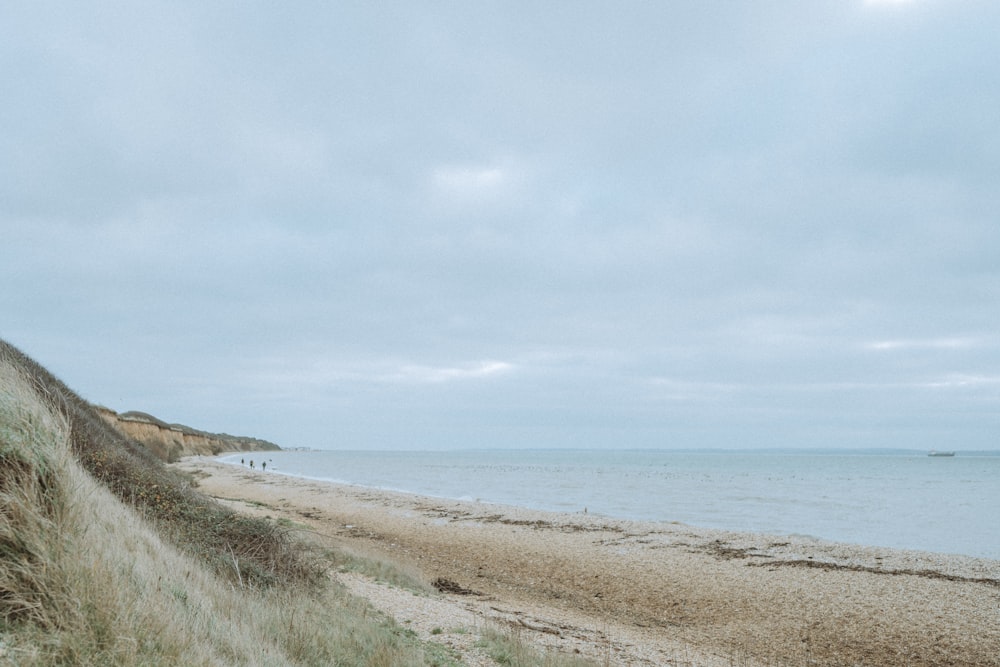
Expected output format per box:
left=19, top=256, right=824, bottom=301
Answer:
left=175, top=456, right=1000, bottom=666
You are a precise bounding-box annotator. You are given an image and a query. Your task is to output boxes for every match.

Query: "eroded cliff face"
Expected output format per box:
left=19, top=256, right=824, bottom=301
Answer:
left=95, top=407, right=281, bottom=462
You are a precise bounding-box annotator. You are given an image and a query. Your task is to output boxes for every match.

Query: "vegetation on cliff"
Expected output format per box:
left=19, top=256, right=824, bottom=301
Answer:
left=96, top=406, right=281, bottom=463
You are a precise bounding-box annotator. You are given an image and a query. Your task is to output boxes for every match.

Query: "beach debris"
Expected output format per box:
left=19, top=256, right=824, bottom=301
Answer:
left=432, top=577, right=479, bottom=596
left=516, top=617, right=563, bottom=636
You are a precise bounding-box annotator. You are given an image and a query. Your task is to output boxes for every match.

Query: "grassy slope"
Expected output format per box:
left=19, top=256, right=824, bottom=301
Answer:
left=0, top=340, right=315, bottom=590
left=0, top=340, right=596, bottom=667
left=0, top=341, right=441, bottom=666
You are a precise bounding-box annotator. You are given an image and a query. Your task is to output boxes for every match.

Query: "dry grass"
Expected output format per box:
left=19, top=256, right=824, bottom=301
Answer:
left=0, top=339, right=597, bottom=666
left=0, top=341, right=318, bottom=590
left=475, top=626, right=597, bottom=667
left=0, top=342, right=437, bottom=665
left=331, top=543, right=435, bottom=594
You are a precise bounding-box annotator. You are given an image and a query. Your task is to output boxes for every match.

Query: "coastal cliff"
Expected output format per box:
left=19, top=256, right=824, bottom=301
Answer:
left=96, top=406, right=281, bottom=462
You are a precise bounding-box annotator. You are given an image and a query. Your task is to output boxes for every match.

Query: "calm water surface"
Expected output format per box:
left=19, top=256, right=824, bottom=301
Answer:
left=221, top=449, right=1000, bottom=559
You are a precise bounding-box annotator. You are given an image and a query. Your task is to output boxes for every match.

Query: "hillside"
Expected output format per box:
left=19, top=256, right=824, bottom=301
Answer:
left=95, top=406, right=281, bottom=462
left=0, top=339, right=458, bottom=666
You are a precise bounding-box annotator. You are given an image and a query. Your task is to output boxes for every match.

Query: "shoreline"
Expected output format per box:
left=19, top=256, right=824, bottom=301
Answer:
left=214, top=450, right=1000, bottom=561
left=176, top=455, right=1000, bottom=666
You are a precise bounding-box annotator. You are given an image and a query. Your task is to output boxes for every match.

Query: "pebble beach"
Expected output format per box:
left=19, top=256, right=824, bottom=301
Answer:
left=176, top=456, right=1000, bottom=666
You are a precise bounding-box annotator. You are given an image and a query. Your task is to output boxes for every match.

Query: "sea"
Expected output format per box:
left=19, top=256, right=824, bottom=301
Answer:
left=220, top=449, right=1000, bottom=560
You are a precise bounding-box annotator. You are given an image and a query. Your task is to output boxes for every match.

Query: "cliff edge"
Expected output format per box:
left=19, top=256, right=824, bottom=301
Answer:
left=96, top=406, right=281, bottom=462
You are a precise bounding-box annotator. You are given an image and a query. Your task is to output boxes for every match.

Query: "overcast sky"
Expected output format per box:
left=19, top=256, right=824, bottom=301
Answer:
left=3, top=1, right=998, bottom=450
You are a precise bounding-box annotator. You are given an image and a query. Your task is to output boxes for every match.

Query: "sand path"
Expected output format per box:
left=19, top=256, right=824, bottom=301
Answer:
left=175, top=456, right=1000, bottom=667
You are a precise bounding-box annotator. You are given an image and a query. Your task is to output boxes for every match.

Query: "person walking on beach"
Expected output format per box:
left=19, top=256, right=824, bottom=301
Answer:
left=249, top=460, right=254, bottom=470
left=261, top=461, right=266, bottom=472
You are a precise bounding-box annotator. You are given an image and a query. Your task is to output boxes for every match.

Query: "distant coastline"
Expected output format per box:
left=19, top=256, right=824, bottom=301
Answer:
left=95, top=405, right=281, bottom=461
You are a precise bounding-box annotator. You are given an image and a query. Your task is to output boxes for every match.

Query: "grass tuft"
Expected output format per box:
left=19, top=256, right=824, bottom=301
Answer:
left=476, top=626, right=597, bottom=667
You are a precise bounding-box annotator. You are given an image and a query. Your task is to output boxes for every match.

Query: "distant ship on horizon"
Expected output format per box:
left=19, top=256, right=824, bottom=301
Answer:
left=928, top=450, right=956, bottom=457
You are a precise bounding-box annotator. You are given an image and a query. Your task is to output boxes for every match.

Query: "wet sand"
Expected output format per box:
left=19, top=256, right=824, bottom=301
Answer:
left=176, top=456, right=1000, bottom=666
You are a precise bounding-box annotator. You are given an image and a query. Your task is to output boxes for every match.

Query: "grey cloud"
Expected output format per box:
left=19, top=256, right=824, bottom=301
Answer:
left=3, top=1, right=998, bottom=449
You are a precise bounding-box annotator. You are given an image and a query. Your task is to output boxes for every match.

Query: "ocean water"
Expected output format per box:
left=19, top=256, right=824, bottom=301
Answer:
left=221, top=449, right=1000, bottom=559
